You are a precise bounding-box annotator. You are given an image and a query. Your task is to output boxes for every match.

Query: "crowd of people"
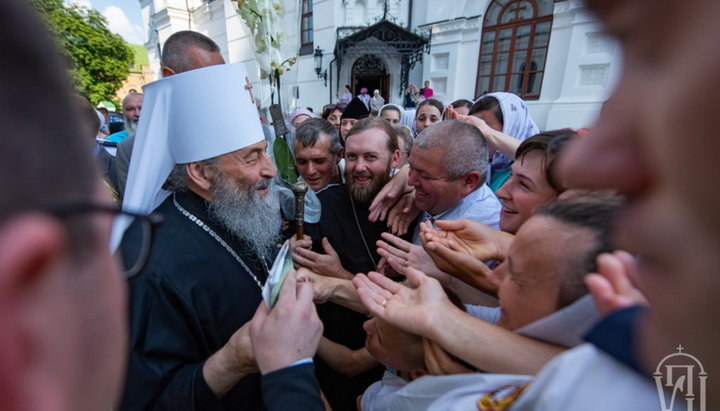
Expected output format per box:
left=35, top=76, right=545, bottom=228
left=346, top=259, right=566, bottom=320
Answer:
left=3, top=0, right=720, bottom=410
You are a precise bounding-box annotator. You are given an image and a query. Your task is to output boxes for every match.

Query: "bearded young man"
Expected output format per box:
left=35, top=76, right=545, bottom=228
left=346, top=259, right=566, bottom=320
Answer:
left=118, top=63, right=288, bottom=411
left=291, top=117, right=406, bottom=411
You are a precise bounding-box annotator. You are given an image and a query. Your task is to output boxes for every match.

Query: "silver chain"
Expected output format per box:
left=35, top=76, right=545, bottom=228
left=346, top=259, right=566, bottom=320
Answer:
left=173, top=195, right=266, bottom=290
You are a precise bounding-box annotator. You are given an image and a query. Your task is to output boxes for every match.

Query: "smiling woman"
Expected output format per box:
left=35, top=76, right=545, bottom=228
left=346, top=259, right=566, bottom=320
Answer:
left=496, top=129, right=577, bottom=234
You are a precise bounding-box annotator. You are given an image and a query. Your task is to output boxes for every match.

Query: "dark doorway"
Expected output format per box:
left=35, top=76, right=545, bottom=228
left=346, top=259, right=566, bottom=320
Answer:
left=352, top=55, right=389, bottom=103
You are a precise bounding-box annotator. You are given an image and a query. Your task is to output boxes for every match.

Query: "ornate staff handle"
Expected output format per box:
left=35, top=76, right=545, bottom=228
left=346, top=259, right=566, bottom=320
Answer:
left=291, top=182, right=308, bottom=240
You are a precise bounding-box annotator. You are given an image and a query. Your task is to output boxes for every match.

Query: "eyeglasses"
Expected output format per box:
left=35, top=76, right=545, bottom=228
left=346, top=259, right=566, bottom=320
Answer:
left=48, top=203, right=163, bottom=278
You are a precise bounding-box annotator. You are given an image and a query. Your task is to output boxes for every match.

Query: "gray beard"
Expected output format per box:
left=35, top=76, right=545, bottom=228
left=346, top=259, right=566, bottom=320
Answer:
left=207, top=174, right=281, bottom=261
left=124, top=118, right=137, bottom=138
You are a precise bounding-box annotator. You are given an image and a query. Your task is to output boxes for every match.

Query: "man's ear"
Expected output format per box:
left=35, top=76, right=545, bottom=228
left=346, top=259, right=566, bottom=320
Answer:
left=0, top=214, right=63, bottom=292
left=408, top=368, right=429, bottom=380
left=0, top=215, right=64, bottom=409
left=185, top=162, right=214, bottom=194
left=161, top=66, right=175, bottom=78
left=390, top=149, right=402, bottom=169
left=462, top=171, right=482, bottom=194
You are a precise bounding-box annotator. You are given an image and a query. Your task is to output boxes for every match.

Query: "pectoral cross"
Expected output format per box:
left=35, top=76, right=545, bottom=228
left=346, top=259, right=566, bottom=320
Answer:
left=245, top=76, right=255, bottom=104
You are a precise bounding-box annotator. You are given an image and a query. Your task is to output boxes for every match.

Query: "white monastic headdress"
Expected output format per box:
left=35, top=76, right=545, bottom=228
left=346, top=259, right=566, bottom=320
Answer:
left=111, top=62, right=264, bottom=249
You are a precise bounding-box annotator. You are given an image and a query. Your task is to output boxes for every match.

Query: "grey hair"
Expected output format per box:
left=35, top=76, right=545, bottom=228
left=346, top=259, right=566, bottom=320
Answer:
left=413, top=120, right=488, bottom=185
left=161, top=31, right=221, bottom=73
left=164, top=157, right=220, bottom=193
left=295, top=118, right=342, bottom=156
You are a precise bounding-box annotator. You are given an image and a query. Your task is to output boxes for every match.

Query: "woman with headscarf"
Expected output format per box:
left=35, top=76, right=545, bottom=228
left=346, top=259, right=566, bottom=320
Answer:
left=289, top=108, right=314, bottom=129
left=358, top=87, right=371, bottom=109
left=379, top=104, right=403, bottom=126
left=468, top=92, right=540, bottom=191
left=370, top=89, right=385, bottom=112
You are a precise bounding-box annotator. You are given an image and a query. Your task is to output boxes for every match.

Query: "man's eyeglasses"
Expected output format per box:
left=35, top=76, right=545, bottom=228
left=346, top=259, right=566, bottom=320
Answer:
left=48, top=203, right=163, bottom=278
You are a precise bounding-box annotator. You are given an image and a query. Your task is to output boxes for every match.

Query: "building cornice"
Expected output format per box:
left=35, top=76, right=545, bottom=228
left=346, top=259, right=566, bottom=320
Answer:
left=418, top=15, right=482, bottom=34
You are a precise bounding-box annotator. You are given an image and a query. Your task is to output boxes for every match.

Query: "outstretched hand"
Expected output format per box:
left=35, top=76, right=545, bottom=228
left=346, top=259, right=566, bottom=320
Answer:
left=290, top=234, right=313, bottom=269
left=420, top=223, right=497, bottom=294
left=352, top=268, right=457, bottom=337
left=294, top=267, right=335, bottom=304
left=369, top=165, right=412, bottom=222
left=421, top=219, right=510, bottom=261
left=292, top=237, right=352, bottom=280
left=446, top=106, right=521, bottom=158
left=585, top=251, right=649, bottom=317
left=445, top=105, right=496, bottom=137
left=376, top=232, right=448, bottom=283
left=386, top=192, right=420, bottom=236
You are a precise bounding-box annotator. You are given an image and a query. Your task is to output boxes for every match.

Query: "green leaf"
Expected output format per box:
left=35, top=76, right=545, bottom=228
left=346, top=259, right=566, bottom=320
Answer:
left=272, top=135, right=298, bottom=184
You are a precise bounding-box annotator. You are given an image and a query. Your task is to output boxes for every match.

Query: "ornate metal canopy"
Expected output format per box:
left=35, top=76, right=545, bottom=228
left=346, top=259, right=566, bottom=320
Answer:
left=334, top=19, right=430, bottom=97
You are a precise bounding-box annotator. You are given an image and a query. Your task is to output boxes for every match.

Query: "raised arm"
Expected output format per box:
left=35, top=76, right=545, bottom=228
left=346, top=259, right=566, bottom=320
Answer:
left=369, top=164, right=412, bottom=223
left=298, top=267, right=368, bottom=314
left=446, top=105, right=521, bottom=159
left=353, top=269, right=565, bottom=375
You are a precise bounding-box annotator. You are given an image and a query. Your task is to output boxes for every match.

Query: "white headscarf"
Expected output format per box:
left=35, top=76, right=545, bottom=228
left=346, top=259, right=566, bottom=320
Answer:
left=482, top=92, right=540, bottom=170
left=110, top=63, right=264, bottom=249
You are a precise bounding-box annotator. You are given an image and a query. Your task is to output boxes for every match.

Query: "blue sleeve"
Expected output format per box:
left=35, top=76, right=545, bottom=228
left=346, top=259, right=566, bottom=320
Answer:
left=583, top=305, right=646, bottom=373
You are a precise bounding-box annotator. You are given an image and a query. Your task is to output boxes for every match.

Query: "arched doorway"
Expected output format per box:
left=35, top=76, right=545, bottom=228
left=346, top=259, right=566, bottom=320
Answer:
left=352, top=55, right=389, bottom=104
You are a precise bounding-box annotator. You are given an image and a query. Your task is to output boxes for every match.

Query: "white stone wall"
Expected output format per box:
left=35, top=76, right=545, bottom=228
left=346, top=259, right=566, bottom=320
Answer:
left=140, top=0, right=620, bottom=129
left=528, top=0, right=620, bottom=130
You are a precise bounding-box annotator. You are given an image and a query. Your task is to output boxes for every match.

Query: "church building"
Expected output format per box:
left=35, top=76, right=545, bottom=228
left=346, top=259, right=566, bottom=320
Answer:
left=139, top=0, right=619, bottom=129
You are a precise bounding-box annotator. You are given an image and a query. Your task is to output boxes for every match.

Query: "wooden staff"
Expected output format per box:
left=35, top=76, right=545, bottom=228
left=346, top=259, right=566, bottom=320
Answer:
left=291, top=182, right=308, bottom=240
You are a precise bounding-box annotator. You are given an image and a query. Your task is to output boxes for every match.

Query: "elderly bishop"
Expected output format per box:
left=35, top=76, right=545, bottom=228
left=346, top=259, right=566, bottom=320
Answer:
left=117, top=63, right=316, bottom=410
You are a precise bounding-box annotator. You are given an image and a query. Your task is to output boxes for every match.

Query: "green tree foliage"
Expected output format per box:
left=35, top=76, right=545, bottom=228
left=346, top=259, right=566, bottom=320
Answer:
left=32, top=0, right=134, bottom=105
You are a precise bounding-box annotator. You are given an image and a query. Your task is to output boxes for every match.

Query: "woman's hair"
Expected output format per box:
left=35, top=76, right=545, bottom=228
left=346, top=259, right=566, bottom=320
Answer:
left=415, top=98, right=444, bottom=117
left=321, top=102, right=346, bottom=119
left=469, top=95, right=503, bottom=126
left=450, top=99, right=473, bottom=111
left=515, top=129, right=579, bottom=192
left=380, top=104, right=402, bottom=117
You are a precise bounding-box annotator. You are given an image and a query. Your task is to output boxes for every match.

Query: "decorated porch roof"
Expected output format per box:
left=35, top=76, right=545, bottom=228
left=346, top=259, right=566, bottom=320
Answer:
left=333, top=19, right=430, bottom=97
